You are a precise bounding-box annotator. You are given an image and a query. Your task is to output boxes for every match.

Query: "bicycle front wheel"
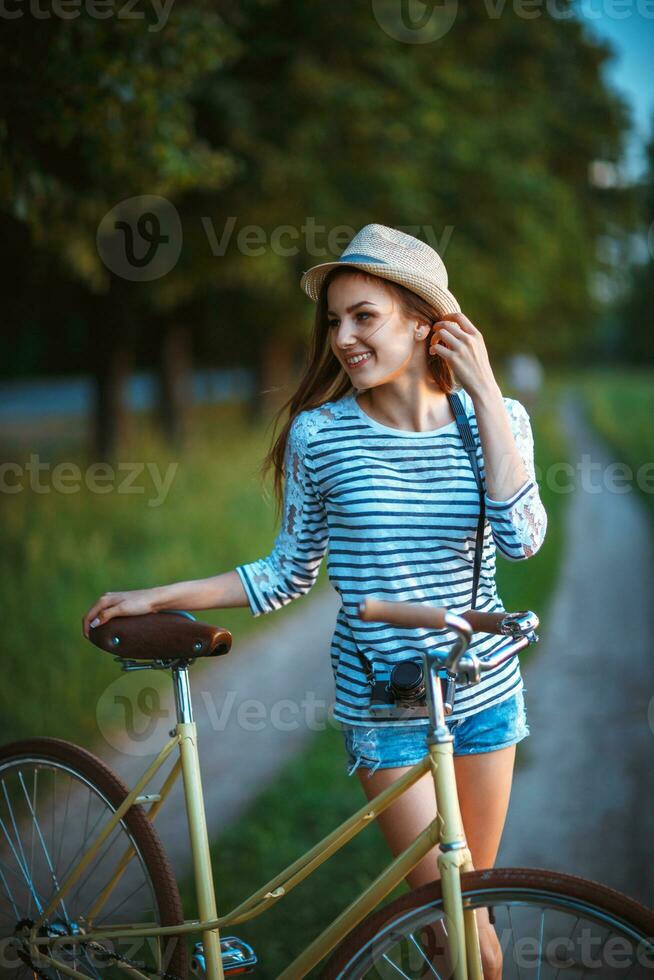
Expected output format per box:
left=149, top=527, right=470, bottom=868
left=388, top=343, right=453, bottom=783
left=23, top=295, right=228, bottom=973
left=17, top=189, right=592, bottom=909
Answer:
left=321, top=867, right=654, bottom=979
left=0, top=737, right=188, bottom=979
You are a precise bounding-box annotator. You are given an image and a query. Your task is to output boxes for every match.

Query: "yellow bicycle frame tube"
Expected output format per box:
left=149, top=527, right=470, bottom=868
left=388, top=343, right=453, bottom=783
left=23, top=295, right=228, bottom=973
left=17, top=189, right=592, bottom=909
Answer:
left=28, top=658, right=483, bottom=980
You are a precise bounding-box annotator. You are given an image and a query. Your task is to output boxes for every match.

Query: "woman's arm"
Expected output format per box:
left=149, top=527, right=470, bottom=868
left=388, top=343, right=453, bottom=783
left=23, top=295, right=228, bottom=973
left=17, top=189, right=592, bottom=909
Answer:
left=429, top=312, right=547, bottom=562
left=82, top=571, right=250, bottom=638
left=152, top=571, right=251, bottom=612
left=472, top=380, right=532, bottom=501
left=472, top=382, right=547, bottom=561
left=234, top=410, right=330, bottom=616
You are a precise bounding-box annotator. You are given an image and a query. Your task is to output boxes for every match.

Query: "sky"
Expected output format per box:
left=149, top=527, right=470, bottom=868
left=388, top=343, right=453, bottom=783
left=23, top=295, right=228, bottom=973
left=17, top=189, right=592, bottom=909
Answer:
left=581, top=6, right=654, bottom=180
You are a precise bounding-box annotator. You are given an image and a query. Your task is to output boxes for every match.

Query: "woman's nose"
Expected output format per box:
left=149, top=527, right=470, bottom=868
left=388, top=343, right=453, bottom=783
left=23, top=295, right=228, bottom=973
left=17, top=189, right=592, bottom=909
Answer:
left=334, top=320, right=357, bottom=348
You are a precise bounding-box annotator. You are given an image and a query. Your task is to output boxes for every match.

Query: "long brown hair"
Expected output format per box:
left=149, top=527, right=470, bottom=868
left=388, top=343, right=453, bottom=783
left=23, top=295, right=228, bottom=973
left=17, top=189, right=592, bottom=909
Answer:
left=260, top=266, right=459, bottom=523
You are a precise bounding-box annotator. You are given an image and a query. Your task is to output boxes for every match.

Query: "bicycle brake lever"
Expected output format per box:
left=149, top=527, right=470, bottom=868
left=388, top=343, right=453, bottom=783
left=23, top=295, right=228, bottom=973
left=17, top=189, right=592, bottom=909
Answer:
left=499, top=610, right=539, bottom=637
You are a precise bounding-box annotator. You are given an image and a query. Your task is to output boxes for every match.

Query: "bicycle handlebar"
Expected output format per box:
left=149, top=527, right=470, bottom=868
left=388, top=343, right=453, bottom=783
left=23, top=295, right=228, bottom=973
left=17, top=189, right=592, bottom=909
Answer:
left=358, top=598, right=521, bottom=635
left=357, top=598, right=539, bottom=681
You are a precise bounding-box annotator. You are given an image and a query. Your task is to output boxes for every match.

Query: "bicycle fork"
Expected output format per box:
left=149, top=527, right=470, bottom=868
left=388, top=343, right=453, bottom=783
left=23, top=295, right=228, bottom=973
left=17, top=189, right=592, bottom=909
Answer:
left=428, top=739, right=483, bottom=980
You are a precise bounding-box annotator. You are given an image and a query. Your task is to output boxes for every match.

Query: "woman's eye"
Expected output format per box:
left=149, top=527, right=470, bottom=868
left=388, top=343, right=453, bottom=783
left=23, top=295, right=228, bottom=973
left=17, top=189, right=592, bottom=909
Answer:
left=327, top=312, right=372, bottom=329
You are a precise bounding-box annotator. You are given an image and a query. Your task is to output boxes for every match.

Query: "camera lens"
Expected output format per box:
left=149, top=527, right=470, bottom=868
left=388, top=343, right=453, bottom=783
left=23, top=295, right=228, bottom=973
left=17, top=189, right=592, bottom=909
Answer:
left=389, top=661, right=425, bottom=703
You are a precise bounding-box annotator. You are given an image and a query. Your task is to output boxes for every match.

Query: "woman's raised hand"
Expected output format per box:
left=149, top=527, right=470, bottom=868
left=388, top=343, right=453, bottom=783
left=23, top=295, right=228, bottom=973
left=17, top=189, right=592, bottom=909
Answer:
left=429, top=311, right=497, bottom=398
left=82, top=588, right=161, bottom=640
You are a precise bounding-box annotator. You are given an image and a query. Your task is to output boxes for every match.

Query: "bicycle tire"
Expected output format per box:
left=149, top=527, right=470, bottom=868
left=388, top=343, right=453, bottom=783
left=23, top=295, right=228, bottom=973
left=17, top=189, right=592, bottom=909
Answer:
left=321, top=867, right=654, bottom=978
left=0, top=737, right=188, bottom=979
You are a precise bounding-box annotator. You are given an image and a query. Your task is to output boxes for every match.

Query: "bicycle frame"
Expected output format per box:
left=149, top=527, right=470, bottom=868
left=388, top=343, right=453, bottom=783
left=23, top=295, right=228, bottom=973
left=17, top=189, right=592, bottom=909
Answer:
left=28, top=641, right=503, bottom=980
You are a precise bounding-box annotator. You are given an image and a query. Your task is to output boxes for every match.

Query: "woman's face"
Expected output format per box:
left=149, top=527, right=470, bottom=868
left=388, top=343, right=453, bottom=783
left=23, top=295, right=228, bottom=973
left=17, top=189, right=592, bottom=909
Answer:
left=327, top=272, right=431, bottom=388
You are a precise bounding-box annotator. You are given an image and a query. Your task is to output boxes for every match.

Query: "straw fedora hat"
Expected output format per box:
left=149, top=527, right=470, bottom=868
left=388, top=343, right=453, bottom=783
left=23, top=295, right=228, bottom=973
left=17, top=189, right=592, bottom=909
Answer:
left=299, top=223, right=461, bottom=317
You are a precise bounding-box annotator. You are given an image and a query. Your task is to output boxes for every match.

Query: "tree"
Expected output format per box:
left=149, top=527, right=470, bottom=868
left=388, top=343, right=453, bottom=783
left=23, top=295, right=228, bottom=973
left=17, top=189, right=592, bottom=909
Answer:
left=0, top=0, right=636, bottom=459
left=621, top=120, right=654, bottom=364
left=185, top=0, right=632, bottom=371
left=0, top=5, right=238, bottom=458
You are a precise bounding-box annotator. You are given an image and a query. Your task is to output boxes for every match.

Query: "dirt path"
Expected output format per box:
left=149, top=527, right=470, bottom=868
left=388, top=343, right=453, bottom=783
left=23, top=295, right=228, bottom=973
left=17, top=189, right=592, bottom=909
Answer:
left=497, top=390, right=654, bottom=908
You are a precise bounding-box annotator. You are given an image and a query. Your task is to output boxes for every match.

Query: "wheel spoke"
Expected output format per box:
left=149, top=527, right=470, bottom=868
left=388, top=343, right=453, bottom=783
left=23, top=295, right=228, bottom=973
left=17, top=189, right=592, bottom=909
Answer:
left=381, top=951, right=413, bottom=978
left=66, top=821, right=126, bottom=913
left=0, top=855, right=36, bottom=887
left=72, top=941, right=104, bottom=980
left=508, top=903, right=524, bottom=980
left=0, top=812, right=45, bottom=914
left=27, top=770, right=37, bottom=920
left=100, top=877, right=151, bottom=924
left=0, top=862, right=19, bottom=918
left=1, top=777, right=45, bottom=914
left=57, top=797, right=110, bottom=887
left=536, top=905, right=545, bottom=980
left=624, top=954, right=641, bottom=978
left=0, top=752, right=181, bottom=979
left=55, top=769, right=73, bottom=875
left=18, top=769, right=69, bottom=923
left=553, top=912, right=581, bottom=980
left=326, top=875, right=654, bottom=979
left=408, top=931, right=441, bottom=977
left=51, top=767, right=57, bottom=887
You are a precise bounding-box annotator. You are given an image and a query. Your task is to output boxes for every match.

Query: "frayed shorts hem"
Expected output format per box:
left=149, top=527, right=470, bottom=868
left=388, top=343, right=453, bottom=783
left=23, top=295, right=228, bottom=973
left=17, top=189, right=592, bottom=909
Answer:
left=443, top=728, right=529, bottom=758
left=341, top=687, right=529, bottom=777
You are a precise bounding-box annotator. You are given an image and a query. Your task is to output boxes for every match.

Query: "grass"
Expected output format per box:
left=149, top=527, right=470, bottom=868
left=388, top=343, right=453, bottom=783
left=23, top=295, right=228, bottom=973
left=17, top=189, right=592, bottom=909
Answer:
left=0, top=401, right=304, bottom=747
left=576, top=367, right=654, bottom=526
left=176, top=375, right=572, bottom=977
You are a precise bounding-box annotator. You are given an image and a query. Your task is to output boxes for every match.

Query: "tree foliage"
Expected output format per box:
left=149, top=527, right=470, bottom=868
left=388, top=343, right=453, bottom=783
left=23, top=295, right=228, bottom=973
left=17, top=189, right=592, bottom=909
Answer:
left=0, top=0, right=639, bottom=408
left=621, top=121, right=654, bottom=364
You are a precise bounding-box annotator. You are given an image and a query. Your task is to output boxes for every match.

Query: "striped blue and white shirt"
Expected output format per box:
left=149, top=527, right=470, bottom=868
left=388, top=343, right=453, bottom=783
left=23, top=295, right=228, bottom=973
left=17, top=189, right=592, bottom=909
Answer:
left=236, top=386, right=547, bottom=727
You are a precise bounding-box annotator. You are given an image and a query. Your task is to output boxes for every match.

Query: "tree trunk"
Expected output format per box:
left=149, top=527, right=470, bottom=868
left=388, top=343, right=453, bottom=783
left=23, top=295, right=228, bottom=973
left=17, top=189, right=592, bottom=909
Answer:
left=157, top=322, right=192, bottom=450
left=246, top=332, right=297, bottom=423
left=90, top=282, right=132, bottom=462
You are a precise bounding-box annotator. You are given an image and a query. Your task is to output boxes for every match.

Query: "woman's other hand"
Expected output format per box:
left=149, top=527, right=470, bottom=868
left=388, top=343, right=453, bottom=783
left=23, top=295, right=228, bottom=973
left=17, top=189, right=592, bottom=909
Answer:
left=82, top=588, right=162, bottom=639
left=429, top=311, right=498, bottom=399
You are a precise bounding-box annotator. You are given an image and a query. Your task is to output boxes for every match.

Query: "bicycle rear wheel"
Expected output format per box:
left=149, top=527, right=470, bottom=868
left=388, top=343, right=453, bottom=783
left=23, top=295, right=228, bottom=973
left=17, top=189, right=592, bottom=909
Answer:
left=0, top=737, right=188, bottom=979
left=321, top=867, right=654, bottom=978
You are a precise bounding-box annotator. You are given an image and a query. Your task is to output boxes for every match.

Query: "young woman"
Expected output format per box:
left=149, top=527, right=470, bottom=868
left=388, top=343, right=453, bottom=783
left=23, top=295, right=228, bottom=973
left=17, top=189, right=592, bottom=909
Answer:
left=83, top=223, right=547, bottom=977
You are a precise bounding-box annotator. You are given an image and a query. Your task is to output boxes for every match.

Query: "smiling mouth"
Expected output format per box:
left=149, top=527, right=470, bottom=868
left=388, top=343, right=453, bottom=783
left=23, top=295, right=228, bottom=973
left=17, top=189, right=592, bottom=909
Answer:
left=345, top=352, right=373, bottom=368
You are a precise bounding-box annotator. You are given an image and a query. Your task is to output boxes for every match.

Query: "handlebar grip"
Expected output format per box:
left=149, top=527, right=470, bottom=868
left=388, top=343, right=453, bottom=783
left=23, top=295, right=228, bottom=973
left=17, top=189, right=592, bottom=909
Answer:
left=459, top=610, right=508, bottom=635
left=358, top=598, right=449, bottom=629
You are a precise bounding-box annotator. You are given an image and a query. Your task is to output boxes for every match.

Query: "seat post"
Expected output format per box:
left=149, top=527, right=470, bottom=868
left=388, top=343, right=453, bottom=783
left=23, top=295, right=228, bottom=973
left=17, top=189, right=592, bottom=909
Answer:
left=172, top=664, right=194, bottom=723
left=172, top=663, right=225, bottom=979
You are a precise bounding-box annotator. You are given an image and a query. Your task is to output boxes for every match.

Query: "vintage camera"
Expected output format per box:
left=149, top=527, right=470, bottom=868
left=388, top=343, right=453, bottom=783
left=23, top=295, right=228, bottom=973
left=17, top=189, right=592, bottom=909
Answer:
left=367, top=658, right=457, bottom=720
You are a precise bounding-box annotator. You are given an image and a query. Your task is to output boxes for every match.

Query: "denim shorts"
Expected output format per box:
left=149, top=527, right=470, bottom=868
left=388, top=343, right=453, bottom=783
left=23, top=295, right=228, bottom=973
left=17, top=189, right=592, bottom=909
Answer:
left=341, top=687, right=529, bottom=778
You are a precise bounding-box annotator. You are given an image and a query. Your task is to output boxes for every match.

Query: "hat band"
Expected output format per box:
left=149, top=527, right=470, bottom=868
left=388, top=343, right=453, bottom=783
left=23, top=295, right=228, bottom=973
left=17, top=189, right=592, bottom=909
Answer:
left=338, top=252, right=388, bottom=265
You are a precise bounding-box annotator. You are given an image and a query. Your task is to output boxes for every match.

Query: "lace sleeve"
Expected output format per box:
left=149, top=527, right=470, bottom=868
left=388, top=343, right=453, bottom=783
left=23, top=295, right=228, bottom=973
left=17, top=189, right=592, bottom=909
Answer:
left=483, top=398, right=548, bottom=562
left=235, top=411, right=329, bottom=616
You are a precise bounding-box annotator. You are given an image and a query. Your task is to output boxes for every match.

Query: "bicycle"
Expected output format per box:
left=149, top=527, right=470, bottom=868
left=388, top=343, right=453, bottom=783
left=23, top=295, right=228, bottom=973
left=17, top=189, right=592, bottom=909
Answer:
left=1, top=601, right=653, bottom=979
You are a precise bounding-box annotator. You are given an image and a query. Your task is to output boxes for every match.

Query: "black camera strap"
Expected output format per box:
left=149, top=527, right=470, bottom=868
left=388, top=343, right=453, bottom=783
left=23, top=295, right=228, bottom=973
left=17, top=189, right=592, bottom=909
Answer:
left=447, top=390, right=486, bottom=610
left=438, top=390, right=486, bottom=710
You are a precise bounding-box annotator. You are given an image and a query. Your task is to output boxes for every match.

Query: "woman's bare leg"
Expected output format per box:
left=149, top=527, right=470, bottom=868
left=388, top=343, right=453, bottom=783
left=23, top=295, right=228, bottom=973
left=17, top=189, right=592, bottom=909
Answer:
left=354, top=744, right=516, bottom=978
left=453, top=744, right=517, bottom=978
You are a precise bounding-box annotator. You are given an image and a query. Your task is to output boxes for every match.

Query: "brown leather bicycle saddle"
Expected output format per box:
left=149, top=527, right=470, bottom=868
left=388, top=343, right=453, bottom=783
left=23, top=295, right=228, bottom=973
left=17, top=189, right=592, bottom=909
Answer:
left=88, top=611, right=232, bottom=662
